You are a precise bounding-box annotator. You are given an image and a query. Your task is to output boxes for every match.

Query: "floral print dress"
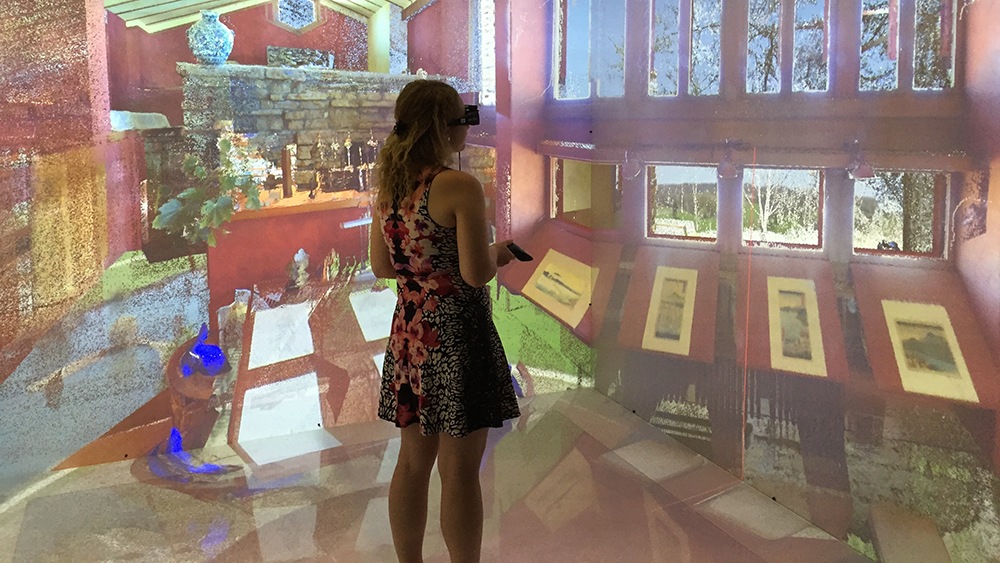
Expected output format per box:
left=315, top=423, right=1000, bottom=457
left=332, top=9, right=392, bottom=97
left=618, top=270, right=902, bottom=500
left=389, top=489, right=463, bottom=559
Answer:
left=377, top=167, right=521, bottom=438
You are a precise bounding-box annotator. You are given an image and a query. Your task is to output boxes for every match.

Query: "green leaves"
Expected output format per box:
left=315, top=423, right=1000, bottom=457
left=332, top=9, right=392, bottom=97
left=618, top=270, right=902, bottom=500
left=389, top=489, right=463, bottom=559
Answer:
left=152, top=149, right=263, bottom=247
left=152, top=198, right=184, bottom=231
left=200, top=196, right=234, bottom=230
left=241, top=183, right=263, bottom=211
left=219, top=174, right=238, bottom=194
left=182, top=154, right=199, bottom=175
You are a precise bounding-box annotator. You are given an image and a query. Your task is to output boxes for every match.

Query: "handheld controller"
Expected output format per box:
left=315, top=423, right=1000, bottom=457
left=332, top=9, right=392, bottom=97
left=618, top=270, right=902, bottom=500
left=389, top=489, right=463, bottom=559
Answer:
left=506, top=242, right=534, bottom=262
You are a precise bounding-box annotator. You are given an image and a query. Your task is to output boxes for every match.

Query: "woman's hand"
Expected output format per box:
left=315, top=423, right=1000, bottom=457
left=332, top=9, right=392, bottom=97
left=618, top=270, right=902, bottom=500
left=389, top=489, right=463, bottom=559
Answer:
left=492, top=240, right=516, bottom=268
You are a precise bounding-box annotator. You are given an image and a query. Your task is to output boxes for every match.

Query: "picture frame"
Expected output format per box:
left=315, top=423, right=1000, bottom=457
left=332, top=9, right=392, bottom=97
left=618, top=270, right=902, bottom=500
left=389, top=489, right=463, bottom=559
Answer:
left=641, top=267, right=698, bottom=356
left=882, top=300, right=978, bottom=403
left=521, top=249, right=597, bottom=329
left=766, top=277, right=827, bottom=377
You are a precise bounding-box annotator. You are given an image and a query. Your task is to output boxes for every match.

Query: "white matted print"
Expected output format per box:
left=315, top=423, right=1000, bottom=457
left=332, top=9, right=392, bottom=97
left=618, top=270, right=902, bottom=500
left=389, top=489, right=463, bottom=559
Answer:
left=521, top=249, right=597, bottom=329
left=641, top=267, right=698, bottom=356
left=882, top=300, right=978, bottom=403
left=247, top=301, right=315, bottom=370
left=238, top=372, right=342, bottom=465
left=767, top=277, right=827, bottom=377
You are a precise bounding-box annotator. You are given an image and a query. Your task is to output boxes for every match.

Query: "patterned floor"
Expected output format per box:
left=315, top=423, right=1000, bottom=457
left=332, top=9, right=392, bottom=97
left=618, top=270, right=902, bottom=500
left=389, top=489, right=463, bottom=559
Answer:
left=0, top=388, right=870, bottom=563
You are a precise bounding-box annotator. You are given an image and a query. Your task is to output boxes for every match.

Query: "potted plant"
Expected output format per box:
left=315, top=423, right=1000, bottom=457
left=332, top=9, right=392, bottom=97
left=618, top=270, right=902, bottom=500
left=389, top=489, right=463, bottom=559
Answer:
left=151, top=136, right=265, bottom=247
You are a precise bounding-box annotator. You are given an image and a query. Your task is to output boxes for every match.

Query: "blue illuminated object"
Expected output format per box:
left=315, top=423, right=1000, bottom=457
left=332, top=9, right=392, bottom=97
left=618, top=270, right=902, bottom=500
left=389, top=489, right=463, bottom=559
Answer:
left=165, top=427, right=225, bottom=474
left=181, top=324, right=230, bottom=377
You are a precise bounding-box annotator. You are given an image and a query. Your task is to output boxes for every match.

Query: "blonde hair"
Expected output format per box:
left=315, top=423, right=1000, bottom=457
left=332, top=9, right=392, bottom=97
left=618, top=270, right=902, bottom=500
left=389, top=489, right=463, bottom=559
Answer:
left=374, top=80, right=464, bottom=209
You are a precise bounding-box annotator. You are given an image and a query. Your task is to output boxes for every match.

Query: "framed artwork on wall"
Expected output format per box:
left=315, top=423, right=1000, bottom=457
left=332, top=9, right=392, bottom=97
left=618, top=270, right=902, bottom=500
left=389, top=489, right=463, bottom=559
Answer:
left=767, top=277, right=827, bottom=377
left=521, top=249, right=597, bottom=329
left=882, top=300, right=978, bottom=403
left=641, top=266, right=698, bottom=356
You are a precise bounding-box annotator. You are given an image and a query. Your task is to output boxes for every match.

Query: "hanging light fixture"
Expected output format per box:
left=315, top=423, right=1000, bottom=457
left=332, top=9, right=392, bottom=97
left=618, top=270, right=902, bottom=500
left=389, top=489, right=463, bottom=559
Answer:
left=717, top=139, right=739, bottom=179
left=847, top=140, right=875, bottom=180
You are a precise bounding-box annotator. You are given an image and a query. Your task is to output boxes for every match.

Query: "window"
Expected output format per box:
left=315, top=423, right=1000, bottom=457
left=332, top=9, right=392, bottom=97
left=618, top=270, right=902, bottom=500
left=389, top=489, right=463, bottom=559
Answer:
left=743, top=168, right=823, bottom=248
left=690, top=0, right=722, bottom=95
left=273, top=0, right=321, bottom=34
left=552, top=158, right=623, bottom=230
left=554, top=0, right=625, bottom=99
left=747, top=0, right=782, bottom=93
left=650, top=0, right=680, bottom=97
left=648, top=165, right=719, bottom=240
left=913, top=0, right=955, bottom=89
left=793, top=0, right=829, bottom=92
left=650, top=0, right=722, bottom=96
left=478, top=0, right=497, bottom=105
left=853, top=171, right=945, bottom=255
left=860, top=0, right=898, bottom=90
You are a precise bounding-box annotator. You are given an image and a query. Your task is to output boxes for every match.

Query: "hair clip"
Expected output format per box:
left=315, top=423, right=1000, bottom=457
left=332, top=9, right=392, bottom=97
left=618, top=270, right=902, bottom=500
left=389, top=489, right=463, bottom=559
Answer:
left=392, top=122, right=408, bottom=136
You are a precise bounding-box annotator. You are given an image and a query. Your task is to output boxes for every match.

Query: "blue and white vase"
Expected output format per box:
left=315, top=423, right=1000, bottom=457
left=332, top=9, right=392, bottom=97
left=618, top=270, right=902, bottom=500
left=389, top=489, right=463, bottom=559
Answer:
left=187, top=11, right=234, bottom=66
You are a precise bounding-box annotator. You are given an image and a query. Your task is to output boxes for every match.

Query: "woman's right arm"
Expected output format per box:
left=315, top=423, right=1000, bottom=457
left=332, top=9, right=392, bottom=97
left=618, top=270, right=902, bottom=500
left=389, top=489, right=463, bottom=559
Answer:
left=451, top=174, right=513, bottom=287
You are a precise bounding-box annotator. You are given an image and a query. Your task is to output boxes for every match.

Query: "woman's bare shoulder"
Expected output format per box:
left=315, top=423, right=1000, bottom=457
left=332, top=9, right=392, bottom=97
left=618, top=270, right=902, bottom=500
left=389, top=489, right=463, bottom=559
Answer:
left=433, top=169, right=483, bottom=201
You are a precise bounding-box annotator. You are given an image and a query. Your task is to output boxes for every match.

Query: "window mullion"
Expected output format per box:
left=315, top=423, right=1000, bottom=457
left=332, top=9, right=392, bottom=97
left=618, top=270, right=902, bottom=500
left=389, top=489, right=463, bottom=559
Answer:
left=626, top=0, right=652, bottom=103
left=780, top=0, right=795, bottom=93
left=679, top=0, right=693, bottom=96
left=721, top=0, right=749, bottom=99
left=897, top=0, right=915, bottom=91
left=833, top=0, right=861, bottom=97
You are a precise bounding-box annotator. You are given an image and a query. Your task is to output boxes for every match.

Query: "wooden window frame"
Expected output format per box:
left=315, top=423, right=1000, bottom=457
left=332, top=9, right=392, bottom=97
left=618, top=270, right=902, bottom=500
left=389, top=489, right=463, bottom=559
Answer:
left=645, top=163, right=721, bottom=242
left=852, top=170, right=948, bottom=258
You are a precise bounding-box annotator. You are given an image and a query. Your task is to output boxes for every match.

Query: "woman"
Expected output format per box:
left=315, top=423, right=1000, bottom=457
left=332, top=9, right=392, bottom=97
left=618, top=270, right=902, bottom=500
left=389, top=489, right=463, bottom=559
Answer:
left=369, top=79, right=522, bottom=563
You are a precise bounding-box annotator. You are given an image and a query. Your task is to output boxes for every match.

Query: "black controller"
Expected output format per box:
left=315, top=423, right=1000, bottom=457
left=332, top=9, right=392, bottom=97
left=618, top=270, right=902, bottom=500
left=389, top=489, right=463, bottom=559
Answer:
left=506, top=242, right=534, bottom=262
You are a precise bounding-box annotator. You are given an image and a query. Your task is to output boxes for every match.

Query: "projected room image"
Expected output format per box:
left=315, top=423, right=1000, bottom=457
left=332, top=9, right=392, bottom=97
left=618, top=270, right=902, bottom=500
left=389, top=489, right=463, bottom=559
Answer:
left=1, top=0, right=999, bottom=561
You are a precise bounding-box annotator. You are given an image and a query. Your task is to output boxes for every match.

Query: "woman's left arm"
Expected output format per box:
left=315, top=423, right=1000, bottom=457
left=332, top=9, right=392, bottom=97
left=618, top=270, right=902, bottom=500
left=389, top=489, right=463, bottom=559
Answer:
left=369, top=206, right=397, bottom=279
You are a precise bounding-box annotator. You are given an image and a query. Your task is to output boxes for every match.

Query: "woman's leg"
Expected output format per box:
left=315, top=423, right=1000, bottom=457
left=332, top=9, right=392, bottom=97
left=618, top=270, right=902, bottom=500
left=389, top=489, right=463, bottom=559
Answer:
left=437, top=428, right=489, bottom=563
left=389, top=423, right=440, bottom=563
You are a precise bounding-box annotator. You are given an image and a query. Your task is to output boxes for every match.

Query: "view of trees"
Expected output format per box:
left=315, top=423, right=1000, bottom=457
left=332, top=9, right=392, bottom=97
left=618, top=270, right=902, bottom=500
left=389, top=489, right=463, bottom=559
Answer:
left=648, top=0, right=722, bottom=96
left=743, top=169, right=821, bottom=246
left=649, top=166, right=719, bottom=238
left=650, top=168, right=941, bottom=252
left=854, top=172, right=939, bottom=252
left=793, top=0, right=829, bottom=91
left=913, top=0, right=954, bottom=89
left=649, top=0, right=680, bottom=96
left=860, top=0, right=898, bottom=90
left=747, top=0, right=782, bottom=93
left=566, top=0, right=954, bottom=98
left=691, top=0, right=722, bottom=95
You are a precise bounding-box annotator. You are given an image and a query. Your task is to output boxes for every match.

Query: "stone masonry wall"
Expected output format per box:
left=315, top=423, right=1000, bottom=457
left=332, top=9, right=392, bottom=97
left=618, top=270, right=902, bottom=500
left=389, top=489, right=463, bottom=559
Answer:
left=177, top=63, right=473, bottom=171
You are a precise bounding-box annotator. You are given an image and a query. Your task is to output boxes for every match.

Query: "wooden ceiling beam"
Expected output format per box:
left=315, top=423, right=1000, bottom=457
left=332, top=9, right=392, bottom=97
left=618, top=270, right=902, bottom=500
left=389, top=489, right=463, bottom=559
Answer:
left=349, top=0, right=383, bottom=13
left=137, top=0, right=261, bottom=24
left=401, top=0, right=435, bottom=20
left=116, top=0, right=225, bottom=20
left=107, top=0, right=180, bottom=13
left=104, top=0, right=191, bottom=14
left=318, top=0, right=371, bottom=20
left=136, top=0, right=270, bottom=31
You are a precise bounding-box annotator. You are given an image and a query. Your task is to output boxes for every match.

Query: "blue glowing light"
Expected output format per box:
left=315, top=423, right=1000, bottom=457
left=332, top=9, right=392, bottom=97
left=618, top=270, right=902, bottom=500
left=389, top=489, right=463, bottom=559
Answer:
left=181, top=323, right=229, bottom=377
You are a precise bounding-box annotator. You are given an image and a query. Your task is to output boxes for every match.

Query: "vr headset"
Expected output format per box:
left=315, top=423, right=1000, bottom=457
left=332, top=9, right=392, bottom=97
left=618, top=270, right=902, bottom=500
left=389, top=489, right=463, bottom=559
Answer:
left=448, top=105, right=480, bottom=127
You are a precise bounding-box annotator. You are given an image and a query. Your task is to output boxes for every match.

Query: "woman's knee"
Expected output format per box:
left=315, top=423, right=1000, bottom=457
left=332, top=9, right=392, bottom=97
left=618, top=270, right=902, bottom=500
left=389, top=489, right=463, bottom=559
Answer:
left=437, top=429, right=488, bottom=479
